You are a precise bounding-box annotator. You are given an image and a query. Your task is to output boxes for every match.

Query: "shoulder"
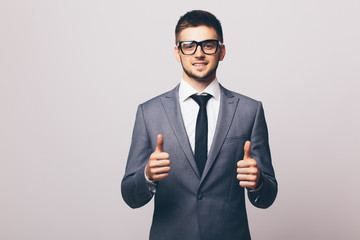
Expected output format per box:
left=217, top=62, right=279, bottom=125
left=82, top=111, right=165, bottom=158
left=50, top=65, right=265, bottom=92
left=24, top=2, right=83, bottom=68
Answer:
left=220, top=84, right=262, bottom=107
left=138, top=85, right=179, bottom=110
left=220, top=85, right=267, bottom=123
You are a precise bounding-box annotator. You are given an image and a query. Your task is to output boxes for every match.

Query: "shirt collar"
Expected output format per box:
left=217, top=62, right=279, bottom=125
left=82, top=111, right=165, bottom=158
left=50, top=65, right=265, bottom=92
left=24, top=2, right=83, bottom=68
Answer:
left=179, top=78, right=221, bottom=102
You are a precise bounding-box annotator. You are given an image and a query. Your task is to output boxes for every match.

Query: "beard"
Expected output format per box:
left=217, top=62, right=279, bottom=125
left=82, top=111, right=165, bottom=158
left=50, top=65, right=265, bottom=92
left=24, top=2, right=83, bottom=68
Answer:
left=180, top=57, right=220, bottom=83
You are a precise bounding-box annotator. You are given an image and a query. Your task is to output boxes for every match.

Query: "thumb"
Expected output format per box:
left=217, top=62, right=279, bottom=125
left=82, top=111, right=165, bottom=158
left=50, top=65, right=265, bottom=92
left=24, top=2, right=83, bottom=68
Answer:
left=155, top=134, right=164, bottom=153
left=243, top=141, right=251, bottom=159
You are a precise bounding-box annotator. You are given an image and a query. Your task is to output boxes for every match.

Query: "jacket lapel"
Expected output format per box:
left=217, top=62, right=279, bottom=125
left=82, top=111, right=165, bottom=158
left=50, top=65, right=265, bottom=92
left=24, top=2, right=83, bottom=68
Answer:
left=160, top=85, right=200, bottom=178
left=201, top=85, right=239, bottom=182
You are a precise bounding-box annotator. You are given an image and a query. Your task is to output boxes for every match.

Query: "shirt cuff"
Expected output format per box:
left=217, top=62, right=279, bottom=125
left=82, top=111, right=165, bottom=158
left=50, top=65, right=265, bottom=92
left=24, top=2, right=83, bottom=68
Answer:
left=144, top=166, right=157, bottom=194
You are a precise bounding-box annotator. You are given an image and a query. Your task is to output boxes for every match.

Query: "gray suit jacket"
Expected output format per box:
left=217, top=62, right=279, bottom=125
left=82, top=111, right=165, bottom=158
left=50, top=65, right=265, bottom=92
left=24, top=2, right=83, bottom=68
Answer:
left=121, top=84, right=277, bottom=240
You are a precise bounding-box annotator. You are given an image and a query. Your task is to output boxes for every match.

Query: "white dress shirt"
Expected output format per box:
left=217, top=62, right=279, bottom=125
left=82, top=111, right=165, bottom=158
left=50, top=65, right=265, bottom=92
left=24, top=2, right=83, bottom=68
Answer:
left=178, top=78, right=221, bottom=154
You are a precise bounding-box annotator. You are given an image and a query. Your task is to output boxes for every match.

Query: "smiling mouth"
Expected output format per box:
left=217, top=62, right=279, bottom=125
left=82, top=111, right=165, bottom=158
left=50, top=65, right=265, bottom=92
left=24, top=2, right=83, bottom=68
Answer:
left=193, top=63, right=208, bottom=67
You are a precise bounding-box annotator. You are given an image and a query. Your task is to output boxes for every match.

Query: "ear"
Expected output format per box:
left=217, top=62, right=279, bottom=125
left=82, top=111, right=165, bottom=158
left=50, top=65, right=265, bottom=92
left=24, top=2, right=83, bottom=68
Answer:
left=174, top=46, right=181, bottom=62
left=219, top=44, right=226, bottom=61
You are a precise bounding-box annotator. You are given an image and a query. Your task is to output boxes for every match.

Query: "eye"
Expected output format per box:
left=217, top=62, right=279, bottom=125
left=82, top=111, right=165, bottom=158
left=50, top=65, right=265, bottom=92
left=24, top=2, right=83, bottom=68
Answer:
left=182, top=42, right=195, bottom=50
left=203, top=42, right=216, bottom=49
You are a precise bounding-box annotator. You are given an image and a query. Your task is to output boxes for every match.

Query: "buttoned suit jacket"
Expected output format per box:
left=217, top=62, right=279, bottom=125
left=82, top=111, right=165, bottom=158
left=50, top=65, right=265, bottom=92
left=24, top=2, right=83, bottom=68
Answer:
left=121, top=84, right=277, bottom=240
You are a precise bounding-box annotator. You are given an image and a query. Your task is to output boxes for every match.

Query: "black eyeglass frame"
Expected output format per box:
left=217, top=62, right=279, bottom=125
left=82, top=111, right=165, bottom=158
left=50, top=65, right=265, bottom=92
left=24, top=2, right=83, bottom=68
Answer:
left=177, top=39, right=222, bottom=55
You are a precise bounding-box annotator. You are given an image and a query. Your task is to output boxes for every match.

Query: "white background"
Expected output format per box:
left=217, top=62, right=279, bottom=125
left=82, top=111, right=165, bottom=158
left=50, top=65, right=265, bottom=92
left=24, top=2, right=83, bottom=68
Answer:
left=1, top=1, right=359, bottom=239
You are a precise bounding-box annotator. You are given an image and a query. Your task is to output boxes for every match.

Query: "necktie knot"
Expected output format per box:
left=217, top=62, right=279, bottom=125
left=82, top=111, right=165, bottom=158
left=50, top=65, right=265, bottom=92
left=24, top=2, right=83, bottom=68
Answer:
left=190, top=94, right=212, bottom=107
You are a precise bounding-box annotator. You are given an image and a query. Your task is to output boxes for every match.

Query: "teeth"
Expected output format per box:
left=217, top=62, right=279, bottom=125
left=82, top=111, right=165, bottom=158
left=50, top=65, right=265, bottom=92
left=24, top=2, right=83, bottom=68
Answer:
left=194, top=64, right=205, bottom=66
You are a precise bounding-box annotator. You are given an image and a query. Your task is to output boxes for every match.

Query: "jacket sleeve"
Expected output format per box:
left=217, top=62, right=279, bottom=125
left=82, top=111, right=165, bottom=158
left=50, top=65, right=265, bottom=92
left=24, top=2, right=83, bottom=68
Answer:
left=247, top=102, right=278, bottom=208
left=121, top=104, right=154, bottom=208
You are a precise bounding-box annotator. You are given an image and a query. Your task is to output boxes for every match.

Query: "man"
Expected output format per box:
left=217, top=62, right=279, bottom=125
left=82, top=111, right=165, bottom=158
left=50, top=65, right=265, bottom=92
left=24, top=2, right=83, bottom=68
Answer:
left=121, top=10, right=277, bottom=240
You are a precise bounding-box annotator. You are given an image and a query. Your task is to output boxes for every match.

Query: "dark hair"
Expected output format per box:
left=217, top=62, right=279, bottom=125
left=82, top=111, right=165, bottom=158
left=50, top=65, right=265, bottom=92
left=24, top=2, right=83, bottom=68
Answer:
left=175, top=10, right=223, bottom=44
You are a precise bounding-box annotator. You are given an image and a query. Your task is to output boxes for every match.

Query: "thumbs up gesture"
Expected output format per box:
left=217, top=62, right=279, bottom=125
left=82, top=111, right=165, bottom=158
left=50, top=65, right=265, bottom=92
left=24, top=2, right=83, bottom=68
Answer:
left=237, top=141, right=260, bottom=189
left=146, top=134, right=171, bottom=182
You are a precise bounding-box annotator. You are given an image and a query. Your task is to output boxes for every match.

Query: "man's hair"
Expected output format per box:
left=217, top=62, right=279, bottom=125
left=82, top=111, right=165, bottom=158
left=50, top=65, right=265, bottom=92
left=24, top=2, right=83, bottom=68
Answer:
left=175, top=10, right=223, bottom=44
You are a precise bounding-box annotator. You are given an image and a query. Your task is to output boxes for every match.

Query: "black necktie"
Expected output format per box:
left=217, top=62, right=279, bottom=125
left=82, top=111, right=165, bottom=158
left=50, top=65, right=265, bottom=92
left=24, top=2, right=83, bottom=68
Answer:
left=190, top=94, right=212, bottom=176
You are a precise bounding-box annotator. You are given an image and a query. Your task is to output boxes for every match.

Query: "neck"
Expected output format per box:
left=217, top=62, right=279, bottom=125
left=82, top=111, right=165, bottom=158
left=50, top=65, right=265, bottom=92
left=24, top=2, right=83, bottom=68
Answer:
left=183, top=74, right=216, bottom=93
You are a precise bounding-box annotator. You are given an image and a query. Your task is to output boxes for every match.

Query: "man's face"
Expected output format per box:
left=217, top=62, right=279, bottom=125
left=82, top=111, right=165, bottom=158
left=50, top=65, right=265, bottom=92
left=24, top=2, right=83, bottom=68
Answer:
left=174, top=26, right=226, bottom=84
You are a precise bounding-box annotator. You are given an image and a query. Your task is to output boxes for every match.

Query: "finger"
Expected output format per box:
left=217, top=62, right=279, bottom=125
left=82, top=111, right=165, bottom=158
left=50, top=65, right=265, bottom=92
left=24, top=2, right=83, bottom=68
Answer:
left=237, top=174, right=257, bottom=182
left=151, top=152, right=170, bottom=160
left=149, top=159, right=171, bottom=168
left=237, top=167, right=258, bottom=175
left=150, top=166, right=171, bottom=175
left=237, top=160, right=249, bottom=168
left=243, top=141, right=251, bottom=159
left=152, top=173, right=170, bottom=182
left=155, top=134, right=164, bottom=153
left=237, top=159, right=256, bottom=168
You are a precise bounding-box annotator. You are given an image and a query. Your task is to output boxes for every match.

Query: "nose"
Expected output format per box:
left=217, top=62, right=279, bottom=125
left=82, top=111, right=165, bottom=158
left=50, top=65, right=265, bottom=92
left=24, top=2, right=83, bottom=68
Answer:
left=194, top=44, right=205, bottom=58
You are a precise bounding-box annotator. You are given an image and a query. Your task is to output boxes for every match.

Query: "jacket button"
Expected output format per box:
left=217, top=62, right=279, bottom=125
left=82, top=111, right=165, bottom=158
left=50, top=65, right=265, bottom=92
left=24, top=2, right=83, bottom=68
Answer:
left=197, top=193, right=203, bottom=200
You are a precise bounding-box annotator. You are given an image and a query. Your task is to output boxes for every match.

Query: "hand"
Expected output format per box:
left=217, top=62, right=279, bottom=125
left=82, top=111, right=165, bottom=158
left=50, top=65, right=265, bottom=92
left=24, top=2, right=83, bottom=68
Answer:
left=237, top=141, right=260, bottom=189
left=146, top=134, right=171, bottom=182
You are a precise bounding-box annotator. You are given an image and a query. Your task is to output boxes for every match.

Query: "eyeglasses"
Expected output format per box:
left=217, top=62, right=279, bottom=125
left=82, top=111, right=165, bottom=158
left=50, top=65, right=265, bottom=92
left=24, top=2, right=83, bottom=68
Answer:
left=177, top=39, right=221, bottom=55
